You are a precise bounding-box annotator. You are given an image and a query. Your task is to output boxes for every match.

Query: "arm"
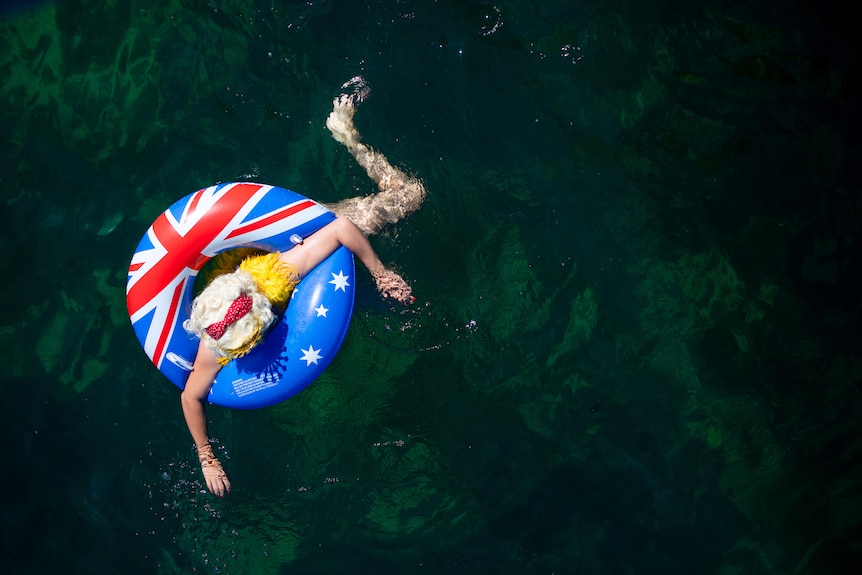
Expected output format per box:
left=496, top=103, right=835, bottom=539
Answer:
left=280, top=216, right=414, bottom=303
left=181, top=339, right=231, bottom=497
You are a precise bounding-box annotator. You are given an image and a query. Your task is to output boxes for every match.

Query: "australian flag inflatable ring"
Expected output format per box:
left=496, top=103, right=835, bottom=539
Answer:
left=126, top=182, right=355, bottom=409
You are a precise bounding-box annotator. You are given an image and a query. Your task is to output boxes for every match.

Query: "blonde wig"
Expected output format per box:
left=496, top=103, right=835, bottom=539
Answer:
left=183, top=269, right=275, bottom=364
left=184, top=252, right=299, bottom=365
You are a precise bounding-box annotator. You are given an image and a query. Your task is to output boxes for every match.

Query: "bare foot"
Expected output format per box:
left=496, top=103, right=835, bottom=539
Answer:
left=325, top=76, right=370, bottom=148
left=340, top=75, right=371, bottom=103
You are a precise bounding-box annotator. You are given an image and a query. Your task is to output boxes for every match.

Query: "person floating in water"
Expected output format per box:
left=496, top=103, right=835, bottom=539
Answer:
left=181, top=77, right=426, bottom=497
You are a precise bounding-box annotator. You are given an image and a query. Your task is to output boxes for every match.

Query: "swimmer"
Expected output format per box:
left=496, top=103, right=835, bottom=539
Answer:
left=182, top=77, right=426, bottom=497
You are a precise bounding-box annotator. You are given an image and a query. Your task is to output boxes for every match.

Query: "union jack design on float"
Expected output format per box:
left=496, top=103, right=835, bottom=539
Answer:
left=126, top=182, right=338, bottom=391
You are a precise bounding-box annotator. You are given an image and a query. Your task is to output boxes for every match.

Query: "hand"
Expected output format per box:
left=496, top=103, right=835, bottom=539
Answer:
left=374, top=268, right=415, bottom=304
left=197, top=443, right=231, bottom=497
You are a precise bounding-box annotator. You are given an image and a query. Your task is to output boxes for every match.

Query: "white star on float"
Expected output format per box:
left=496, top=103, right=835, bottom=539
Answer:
left=314, top=304, right=329, bottom=317
left=291, top=286, right=299, bottom=300
left=329, top=270, right=350, bottom=292
left=299, top=346, right=323, bottom=366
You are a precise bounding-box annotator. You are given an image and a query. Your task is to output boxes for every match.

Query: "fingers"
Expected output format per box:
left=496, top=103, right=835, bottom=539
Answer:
left=199, top=448, right=231, bottom=497
left=389, top=282, right=413, bottom=305
left=387, top=283, right=415, bottom=305
left=375, top=270, right=415, bottom=304
left=391, top=277, right=414, bottom=305
left=206, top=477, right=219, bottom=497
left=205, top=474, right=231, bottom=498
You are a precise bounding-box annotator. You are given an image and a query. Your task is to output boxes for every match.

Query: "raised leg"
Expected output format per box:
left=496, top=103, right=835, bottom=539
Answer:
left=325, top=77, right=427, bottom=235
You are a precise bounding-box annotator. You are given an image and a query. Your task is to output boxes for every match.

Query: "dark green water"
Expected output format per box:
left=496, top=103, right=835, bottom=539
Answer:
left=2, top=0, right=860, bottom=573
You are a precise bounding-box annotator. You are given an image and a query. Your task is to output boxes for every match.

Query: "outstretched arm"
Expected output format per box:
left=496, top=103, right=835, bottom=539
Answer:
left=280, top=216, right=414, bottom=304
left=181, top=340, right=231, bottom=497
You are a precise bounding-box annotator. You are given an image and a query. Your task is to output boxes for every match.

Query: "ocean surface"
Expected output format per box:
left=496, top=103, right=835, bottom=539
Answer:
left=1, top=1, right=860, bottom=573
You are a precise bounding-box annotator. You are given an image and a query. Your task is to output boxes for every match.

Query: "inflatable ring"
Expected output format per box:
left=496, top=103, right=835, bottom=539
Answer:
left=126, top=182, right=355, bottom=409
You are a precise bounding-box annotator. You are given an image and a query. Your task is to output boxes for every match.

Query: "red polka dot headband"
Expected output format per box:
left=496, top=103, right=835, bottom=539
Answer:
left=205, top=294, right=253, bottom=340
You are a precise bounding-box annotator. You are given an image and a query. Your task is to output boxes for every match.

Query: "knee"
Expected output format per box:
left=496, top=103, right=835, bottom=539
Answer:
left=333, top=215, right=360, bottom=237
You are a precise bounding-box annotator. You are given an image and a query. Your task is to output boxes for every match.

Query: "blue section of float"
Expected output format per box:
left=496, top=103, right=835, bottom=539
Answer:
left=135, top=232, right=155, bottom=253
left=131, top=307, right=156, bottom=349
left=166, top=198, right=187, bottom=222
left=209, top=246, right=355, bottom=409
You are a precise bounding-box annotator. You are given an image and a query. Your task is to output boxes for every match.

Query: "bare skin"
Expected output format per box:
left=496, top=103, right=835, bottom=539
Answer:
left=325, top=77, right=426, bottom=235
left=181, top=78, right=425, bottom=497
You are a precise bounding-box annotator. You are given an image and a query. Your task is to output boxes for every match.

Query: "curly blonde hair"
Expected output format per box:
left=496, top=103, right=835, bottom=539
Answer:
left=183, top=269, right=275, bottom=363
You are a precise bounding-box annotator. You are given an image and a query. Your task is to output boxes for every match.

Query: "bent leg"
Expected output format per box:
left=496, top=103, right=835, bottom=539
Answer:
left=325, top=77, right=426, bottom=235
